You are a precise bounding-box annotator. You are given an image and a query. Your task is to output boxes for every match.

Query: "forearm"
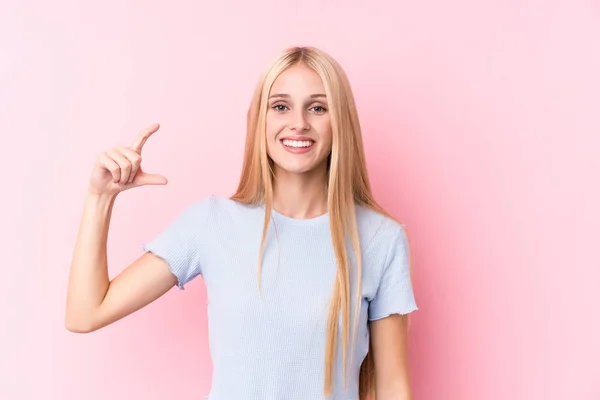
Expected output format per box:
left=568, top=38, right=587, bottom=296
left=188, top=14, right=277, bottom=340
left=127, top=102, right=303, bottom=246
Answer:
left=376, top=388, right=412, bottom=400
left=375, top=377, right=413, bottom=400
left=65, top=191, right=117, bottom=331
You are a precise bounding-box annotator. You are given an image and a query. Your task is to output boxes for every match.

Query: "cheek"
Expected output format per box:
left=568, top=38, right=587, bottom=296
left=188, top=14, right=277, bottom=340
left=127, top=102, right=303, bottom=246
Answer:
left=266, top=113, right=285, bottom=139
left=316, top=118, right=333, bottom=144
left=265, top=115, right=282, bottom=155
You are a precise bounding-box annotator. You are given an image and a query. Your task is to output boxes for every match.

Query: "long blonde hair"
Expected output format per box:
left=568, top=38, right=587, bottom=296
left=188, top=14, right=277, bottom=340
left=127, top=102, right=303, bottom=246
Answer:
left=230, top=46, right=409, bottom=399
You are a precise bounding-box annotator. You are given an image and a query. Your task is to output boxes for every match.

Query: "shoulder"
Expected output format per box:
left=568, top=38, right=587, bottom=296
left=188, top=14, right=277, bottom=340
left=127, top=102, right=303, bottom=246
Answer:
left=355, top=204, right=408, bottom=255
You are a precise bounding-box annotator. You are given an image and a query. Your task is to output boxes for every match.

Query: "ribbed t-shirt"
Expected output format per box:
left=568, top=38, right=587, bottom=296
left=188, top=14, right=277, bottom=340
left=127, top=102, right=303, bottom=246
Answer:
left=142, top=196, right=418, bottom=400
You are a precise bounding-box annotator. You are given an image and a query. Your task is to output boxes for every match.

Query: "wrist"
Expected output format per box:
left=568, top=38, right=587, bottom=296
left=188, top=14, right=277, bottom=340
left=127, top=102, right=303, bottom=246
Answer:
left=85, top=188, right=118, bottom=206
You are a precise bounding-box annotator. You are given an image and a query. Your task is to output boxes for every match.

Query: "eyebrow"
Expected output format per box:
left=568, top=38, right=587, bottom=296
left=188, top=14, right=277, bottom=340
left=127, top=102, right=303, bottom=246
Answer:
left=268, top=93, right=327, bottom=99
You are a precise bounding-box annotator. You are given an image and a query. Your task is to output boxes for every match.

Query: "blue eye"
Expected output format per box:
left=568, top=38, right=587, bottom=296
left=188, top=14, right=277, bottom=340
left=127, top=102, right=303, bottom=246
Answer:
left=271, top=104, right=327, bottom=113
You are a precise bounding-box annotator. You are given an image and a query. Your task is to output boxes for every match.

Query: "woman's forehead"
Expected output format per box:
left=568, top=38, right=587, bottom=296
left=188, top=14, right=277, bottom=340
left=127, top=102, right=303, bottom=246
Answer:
left=270, top=64, right=325, bottom=96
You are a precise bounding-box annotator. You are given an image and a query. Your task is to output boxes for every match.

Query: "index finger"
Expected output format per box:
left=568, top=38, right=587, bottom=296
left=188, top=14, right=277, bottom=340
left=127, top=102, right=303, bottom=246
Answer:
left=131, top=123, right=160, bottom=153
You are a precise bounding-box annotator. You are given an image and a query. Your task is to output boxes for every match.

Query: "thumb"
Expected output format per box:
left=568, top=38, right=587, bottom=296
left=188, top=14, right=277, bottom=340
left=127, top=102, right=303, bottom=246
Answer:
left=133, top=170, right=168, bottom=187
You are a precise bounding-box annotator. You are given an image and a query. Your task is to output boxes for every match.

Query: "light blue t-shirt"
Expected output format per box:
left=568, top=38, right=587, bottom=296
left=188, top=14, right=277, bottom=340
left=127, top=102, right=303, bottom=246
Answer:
left=142, top=196, right=418, bottom=400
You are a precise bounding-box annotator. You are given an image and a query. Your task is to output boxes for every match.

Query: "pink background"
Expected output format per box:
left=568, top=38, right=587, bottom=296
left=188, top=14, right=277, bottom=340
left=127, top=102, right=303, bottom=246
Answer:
left=1, top=1, right=599, bottom=399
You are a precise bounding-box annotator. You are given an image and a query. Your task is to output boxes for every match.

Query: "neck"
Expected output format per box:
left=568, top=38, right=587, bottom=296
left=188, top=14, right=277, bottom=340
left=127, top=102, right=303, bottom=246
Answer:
left=271, top=164, right=328, bottom=219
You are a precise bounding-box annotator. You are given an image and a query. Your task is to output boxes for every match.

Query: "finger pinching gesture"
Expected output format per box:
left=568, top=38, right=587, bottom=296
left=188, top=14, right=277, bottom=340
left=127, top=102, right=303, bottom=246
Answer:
left=88, top=123, right=168, bottom=196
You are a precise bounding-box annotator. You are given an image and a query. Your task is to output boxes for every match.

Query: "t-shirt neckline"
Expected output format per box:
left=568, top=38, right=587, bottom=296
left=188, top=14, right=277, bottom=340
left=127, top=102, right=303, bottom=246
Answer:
left=266, top=206, right=330, bottom=227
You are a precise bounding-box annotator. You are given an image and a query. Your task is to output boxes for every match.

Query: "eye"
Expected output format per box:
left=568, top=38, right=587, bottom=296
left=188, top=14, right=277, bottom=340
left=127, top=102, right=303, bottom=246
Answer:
left=310, top=105, right=327, bottom=114
left=272, top=103, right=288, bottom=112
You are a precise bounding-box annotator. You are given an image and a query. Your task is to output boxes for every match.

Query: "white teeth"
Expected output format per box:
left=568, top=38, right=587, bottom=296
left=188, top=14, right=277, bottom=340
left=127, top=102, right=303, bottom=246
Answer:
left=282, top=139, right=313, bottom=148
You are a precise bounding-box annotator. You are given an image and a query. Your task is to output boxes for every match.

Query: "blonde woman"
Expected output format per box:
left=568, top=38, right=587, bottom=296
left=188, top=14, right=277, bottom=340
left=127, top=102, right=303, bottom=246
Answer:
left=66, top=46, right=418, bottom=400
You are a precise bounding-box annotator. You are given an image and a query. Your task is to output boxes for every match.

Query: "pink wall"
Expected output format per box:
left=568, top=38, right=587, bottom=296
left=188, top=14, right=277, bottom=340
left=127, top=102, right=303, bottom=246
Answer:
left=2, top=1, right=598, bottom=399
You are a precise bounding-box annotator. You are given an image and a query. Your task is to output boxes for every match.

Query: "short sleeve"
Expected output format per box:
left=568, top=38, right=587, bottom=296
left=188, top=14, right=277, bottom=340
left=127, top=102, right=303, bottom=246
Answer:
left=141, top=199, right=211, bottom=290
left=368, top=225, right=418, bottom=321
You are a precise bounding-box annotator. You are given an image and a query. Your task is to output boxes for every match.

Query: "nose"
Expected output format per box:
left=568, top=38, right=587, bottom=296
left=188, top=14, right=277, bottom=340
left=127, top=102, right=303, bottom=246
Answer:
left=290, top=109, right=310, bottom=131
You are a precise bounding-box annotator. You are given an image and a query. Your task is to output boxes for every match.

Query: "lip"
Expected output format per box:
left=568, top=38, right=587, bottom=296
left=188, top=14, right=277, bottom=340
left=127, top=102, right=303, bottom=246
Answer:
left=280, top=135, right=315, bottom=155
left=280, top=135, right=315, bottom=142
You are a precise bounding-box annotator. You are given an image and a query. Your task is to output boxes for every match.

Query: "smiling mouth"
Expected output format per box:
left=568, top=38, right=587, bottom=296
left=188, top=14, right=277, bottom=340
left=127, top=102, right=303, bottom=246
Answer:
left=281, top=139, right=315, bottom=148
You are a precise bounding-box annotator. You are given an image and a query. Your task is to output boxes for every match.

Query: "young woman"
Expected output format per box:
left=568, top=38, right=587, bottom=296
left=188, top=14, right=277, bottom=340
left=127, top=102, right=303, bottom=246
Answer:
left=66, top=46, right=418, bottom=400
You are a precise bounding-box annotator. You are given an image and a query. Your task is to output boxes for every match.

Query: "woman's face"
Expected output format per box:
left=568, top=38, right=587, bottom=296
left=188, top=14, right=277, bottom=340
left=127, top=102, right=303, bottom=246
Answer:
left=265, top=63, right=333, bottom=176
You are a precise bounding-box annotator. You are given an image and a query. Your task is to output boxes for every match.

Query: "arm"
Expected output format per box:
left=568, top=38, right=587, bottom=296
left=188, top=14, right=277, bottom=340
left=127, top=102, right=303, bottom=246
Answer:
left=368, top=222, right=419, bottom=399
left=65, top=191, right=176, bottom=333
left=370, top=314, right=413, bottom=400
left=65, top=123, right=175, bottom=333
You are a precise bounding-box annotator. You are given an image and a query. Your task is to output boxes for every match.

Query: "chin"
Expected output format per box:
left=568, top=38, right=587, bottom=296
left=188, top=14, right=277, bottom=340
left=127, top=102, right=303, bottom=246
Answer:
left=276, top=164, right=315, bottom=175
left=272, top=157, right=329, bottom=176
